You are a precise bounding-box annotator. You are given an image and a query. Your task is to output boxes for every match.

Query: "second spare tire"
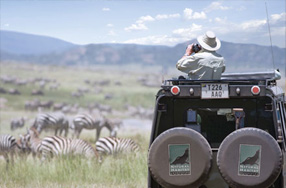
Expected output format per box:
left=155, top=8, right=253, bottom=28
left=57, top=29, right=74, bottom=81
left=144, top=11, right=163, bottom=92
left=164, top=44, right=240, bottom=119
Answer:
left=217, top=127, right=282, bottom=188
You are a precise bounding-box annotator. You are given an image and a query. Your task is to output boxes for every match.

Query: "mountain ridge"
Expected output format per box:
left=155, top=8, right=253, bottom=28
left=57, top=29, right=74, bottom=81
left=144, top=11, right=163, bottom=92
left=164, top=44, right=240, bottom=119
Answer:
left=0, top=30, right=285, bottom=72
left=0, top=30, right=77, bottom=55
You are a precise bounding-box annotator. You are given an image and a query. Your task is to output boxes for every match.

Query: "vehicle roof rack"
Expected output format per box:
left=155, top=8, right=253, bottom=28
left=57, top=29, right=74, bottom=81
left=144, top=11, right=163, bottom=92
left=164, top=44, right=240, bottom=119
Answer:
left=221, top=70, right=281, bottom=81
left=163, top=70, right=281, bottom=86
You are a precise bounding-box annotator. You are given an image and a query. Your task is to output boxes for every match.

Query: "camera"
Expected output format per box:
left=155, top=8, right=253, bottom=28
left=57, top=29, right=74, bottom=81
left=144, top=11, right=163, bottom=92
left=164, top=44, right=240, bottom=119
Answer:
left=192, top=43, right=201, bottom=53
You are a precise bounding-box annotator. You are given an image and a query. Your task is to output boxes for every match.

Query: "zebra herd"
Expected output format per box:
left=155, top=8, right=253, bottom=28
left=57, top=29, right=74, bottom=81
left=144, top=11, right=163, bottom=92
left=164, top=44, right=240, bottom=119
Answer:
left=11, top=112, right=120, bottom=141
left=1, top=112, right=139, bottom=168
left=0, top=128, right=139, bottom=168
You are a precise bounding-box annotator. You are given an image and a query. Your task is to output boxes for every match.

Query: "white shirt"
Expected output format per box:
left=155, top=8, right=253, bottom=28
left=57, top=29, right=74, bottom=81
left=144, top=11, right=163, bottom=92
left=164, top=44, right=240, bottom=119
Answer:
left=176, top=49, right=226, bottom=80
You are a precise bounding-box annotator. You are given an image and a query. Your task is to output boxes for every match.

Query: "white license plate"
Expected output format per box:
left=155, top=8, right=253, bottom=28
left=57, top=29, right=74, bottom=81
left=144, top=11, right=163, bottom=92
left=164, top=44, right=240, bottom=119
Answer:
left=201, top=83, right=229, bottom=99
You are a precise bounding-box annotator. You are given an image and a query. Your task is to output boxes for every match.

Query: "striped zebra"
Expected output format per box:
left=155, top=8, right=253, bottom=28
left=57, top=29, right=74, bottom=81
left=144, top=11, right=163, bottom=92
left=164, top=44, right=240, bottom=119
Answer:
left=25, top=127, right=42, bottom=159
left=38, top=136, right=98, bottom=162
left=0, top=134, right=30, bottom=169
left=95, top=137, right=139, bottom=161
left=33, top=112, right=69, bottom=137
left=18, top=134, right=31, bottom=156
left=72, top=114, right=117, bottom=141
left=10, top=117, right=25, bottom=131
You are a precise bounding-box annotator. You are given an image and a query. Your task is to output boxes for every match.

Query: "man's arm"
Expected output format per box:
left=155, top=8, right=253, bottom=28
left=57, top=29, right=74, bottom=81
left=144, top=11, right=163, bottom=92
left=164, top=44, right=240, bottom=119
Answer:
left=180, top=44, right=194, bottom=59
left=176, top=53, right=197, bottom=73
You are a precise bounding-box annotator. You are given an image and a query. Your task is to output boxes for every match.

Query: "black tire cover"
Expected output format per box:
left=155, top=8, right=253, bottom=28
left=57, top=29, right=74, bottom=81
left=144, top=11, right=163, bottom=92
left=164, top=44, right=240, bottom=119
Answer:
left=217, top=128, right=282, bottom=188
left=148, top=127, right=212, bottom=188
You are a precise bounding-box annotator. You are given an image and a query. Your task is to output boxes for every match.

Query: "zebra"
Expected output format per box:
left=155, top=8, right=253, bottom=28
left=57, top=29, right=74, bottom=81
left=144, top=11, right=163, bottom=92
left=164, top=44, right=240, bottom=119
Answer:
left=17, top=134, right=31, bottom=156
left=38, top=136, right=98, bottom=162
left=24, top=127, right=42, bottom=159
left=72, top=114, right=117, bottom=141
left=10, top=117, right=25, bottom=131
left=95, top=137, right=139, bottom=162
left=0, top=134, right=30, bottom=169
left=33, top=112, right=69, bottom=137
left=0, top=135, right=17, bottom=168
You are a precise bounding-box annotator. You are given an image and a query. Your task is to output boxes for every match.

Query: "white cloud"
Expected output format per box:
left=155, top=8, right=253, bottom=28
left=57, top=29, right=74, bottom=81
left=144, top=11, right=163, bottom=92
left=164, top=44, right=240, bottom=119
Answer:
left=155, top=14, right=169, bottom=20
left=102, top=8, right=110, bottom=11
left=270, top=12, right=286, bottom=24
left=240, top=19, right=266, bottom=30
left=173, top=23, right=203, bottom=39
left=156, top=14, right=168, bottom=20
left=122, top=9, right=285, bottom=47
left=125, top=23, right=148, bottom=32
left=136, top=15, right=155, bottom=24
left=123, top=35, right=183, bottom=46
left=106, top=24, right=113, bottom=27
left=205, top=2, right=231, bottom=12
left=125, top=13, right=180, bottom=32
left=155, top=13, right=180, bottom=20
left=214, top=17, right=228, bottom=24
left=125, top=15, right=155, bottom=32
left=207, top=15, right=284, bottom=40
left=193, top=11, right=207, bottom=19
left=184, top=8, right=193, bottom=19
left=210, top=18, right=267, bottom=34
left=183, top=8, right=207, bottom=20
left=169, top=14, right=181, bottom=19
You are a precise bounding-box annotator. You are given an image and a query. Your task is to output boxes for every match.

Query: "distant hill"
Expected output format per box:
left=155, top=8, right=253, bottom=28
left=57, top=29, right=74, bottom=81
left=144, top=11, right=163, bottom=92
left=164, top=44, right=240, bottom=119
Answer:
left=0, top=30, right=77, bottom=55
left=1, top=31, right=285, bottom=73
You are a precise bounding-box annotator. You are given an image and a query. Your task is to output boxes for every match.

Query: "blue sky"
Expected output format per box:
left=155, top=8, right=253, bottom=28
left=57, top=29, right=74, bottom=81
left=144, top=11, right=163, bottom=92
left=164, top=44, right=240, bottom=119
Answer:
left=1, top=0, right=285, bottom=47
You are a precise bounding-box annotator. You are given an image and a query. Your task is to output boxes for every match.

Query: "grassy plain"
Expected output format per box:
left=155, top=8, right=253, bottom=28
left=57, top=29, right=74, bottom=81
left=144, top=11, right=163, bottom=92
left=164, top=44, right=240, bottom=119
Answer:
left=0, top=62, right=285, bottom=188
left=0, top=62, right=161, bottom=188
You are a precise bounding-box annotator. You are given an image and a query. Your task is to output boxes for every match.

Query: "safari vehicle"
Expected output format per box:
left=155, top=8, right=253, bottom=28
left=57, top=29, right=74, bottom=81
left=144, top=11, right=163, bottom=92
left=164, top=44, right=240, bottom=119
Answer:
left=148, top=70, right=286, bottom=188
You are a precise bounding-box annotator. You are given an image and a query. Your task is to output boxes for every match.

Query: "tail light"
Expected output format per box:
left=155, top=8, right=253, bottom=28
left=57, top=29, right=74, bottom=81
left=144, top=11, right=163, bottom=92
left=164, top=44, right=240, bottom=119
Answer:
left=251, top=86, right=260, bottom=95
left=171, top=86, right=180, bottom=95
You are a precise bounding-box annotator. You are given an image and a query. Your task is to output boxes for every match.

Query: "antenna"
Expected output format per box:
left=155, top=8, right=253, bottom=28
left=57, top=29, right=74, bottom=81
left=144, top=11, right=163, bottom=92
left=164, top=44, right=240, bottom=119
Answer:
left=265, top=1, right=280, bottom=95
left=264, top=2, right=276, bottom=70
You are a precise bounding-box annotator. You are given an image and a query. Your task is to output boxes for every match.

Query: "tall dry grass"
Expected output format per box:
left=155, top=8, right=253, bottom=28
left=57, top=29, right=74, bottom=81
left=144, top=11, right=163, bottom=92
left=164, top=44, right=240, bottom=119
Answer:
left=0, top=132, right=150, bottom=188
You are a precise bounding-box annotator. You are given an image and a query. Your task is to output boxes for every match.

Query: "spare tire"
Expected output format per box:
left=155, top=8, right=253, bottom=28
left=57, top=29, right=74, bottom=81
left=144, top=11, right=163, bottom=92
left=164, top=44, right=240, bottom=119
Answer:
left=148, top=127, right=212, bottom=188
left=217, top=128, right=282, bottom=188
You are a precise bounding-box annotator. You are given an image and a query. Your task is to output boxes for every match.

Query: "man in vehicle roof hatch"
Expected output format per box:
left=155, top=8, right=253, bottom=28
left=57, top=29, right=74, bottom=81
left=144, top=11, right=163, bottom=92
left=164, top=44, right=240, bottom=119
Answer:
left=176, top=31, right=226, bottom=80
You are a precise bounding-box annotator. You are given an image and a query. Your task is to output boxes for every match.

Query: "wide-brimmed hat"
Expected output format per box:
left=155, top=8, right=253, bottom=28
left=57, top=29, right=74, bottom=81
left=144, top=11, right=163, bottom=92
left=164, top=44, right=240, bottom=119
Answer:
left=197, top=31, right=221, bottom=51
